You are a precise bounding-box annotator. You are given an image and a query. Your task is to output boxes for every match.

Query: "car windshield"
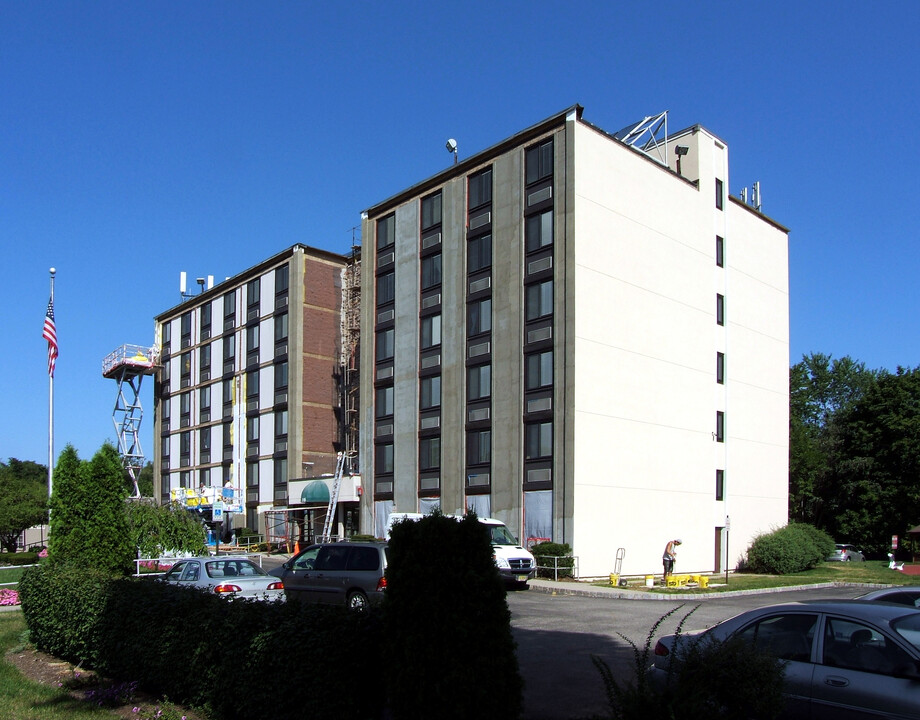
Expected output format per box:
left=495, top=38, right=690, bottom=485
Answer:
left=489, top=525, right=517, bottom=545
left=205, top=559, right=266, bottom=578
left=890, top=613, right=920, bottom=651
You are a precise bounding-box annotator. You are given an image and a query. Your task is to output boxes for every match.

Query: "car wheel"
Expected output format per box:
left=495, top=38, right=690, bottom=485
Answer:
left=347, top=590, right=369, bottom=611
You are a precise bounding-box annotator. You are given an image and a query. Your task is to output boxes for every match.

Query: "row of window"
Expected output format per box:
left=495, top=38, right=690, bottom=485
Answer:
left=164, top=265, right=289, bottom=355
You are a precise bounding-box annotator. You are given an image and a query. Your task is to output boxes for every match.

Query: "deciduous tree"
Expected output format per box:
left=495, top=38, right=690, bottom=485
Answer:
left=0, top=459, right=48, bottom=552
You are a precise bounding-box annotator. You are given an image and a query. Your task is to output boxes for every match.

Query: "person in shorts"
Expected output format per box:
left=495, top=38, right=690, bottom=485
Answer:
left=662, top=539, right=682, bottom=581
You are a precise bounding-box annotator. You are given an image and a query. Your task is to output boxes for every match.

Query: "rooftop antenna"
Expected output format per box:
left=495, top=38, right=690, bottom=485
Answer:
left=752, top=181, right=762, bottom=211
left=446, top=138, right=458, bottom=165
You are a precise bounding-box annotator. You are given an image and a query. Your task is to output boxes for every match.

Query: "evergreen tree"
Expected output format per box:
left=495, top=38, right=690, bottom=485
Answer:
left=0, top=459, right=48, bottom=552
left=49, top=443, right=134, bottom=575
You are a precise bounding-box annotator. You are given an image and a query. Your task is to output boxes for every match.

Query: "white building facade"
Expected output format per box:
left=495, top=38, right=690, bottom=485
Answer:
left=360, top=106, right=789, bottom=577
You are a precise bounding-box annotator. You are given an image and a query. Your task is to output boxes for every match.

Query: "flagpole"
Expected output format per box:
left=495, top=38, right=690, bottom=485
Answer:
left=47, top=268, right=56, bottom=518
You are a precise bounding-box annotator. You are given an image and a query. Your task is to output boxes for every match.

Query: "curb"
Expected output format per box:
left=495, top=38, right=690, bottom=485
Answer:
left=526, top=579, right=893, bottom=601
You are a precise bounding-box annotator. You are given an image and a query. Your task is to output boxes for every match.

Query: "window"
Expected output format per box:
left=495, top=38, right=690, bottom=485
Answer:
left=200, top=304, right=212, bottom=340
left=526, top=138, right=553, bottom=185
left=716, top=469, right=725, bottom=501
left=525, top=422, right=552, bottom=459
left=246, top=462, right=259, bottom=488
left=715, top=178, right=724, bottom=210
left=274, top=361, right=288, bottom=390
left=199, top=344, right=211, bottom=378
left=180, top=351, right=191, bottom=385
left=273, top=457, right=287, bottom=485
left=180, top=312, right=191, bottom=347
left=376, top=386, right=394, bottom=418
left=180, top=391, right=191, bottom=418
left=246, top=369, right=259, bottom=398
left=421, top=253, right=442, bottom=290
left=420, top=375, right=441, bottom=410
left=468, top=234, right=492, bottom=273
left=274, top=410, right=288, bottom=437
left=376, top=328, right=395, bottom=361
left=222, top=379, right=233, bottom=407
left=421, top=192, right=442, bottom=231
left=377, top=272, right=395, bottom=305
left=275, top=264, right=289, bottom=294
left=823, top=617, right=914, bottom=675
left=736, top=613, right=817, bottom=663
left=420, top=314, right=441, bottom=349
left=274, top=313, right=288, bottom=343
left=180, top=431, right=190, bottom=458
left=468, top=168, right=492, bottom=210
left=467, top=429, right=491, bottom=465
left=246, top=325, right=259, bottom=358
left=526, top=209, right=553, bottom=253
left=199, top=386, right=211, bottom=419
left=223, top=335, right=236, bottom=363
left=525, top=350, right=553, bottom=390
left=526, top=281, right=553, bottom=321
left=246, top=415, right=259, bottom=444
left=716, top=411, right=725, bottom=442
left=716, top=294, right=725, bottom=326
left=375, top=443, right=394, bottom=474
left=716, top=352, right=725, bottom=384
left=377, top=214, right=395, bottom=250
left=223, top=291, right=236, bottom=327
left=468, top=364, right=491, bottom=401
left=247, top=279, right=260, bottom=310
left=716, top=235, right=724, bottom=267
left=468, top=298, right=491, bottom=336
left=198, top=427, right=211, bottom=455
left=419, top=436, right=441, bottom=471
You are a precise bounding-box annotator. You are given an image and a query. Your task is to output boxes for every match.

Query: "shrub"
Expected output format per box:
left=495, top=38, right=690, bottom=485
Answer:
left=0, top=551, right=40, bottom=566
left=531, top=541, right=574, bottom=579
left=745, top=523, right=834, bottom=574
left=385, top=511, right=522, bottom=719
left=20, top=561, right=385, bottom=720
left=18, top=561, right=112, bottom=666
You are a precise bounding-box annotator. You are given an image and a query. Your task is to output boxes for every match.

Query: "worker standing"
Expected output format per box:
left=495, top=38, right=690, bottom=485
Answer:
left=662, top=538, right=682, bottom=582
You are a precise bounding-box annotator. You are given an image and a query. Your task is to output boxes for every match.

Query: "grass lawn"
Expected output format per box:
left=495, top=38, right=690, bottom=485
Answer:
left=0, top=567, right=26, bottom=589
left=595, top=561, right=920, bottom=594
left=0, top=612, right=121, bottom=720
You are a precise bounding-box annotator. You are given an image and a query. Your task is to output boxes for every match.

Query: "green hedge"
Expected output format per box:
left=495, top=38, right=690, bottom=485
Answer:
left=0, top=552, right=41, bottom=566
left=19, top=563, right=384, bottom=720
left=385, top=512, right=522, bottom=720
left=531, top=541, right=574, bottom=579
left=745, top=523, right=836, bottom=575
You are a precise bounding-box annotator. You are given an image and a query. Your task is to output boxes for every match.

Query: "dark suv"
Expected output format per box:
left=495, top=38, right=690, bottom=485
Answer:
left=272, top=541, right=388, bottom=610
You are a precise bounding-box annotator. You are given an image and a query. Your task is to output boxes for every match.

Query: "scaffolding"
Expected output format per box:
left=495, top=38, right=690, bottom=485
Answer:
left=102, top=344, right=159, bottom=497
left=340, top=236, right=361, bottom=474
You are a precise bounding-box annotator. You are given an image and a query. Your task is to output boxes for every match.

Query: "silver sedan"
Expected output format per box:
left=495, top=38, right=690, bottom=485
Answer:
left=650, top=600, right=920, bottom=719
left=162, top=556, right=284, bottom=601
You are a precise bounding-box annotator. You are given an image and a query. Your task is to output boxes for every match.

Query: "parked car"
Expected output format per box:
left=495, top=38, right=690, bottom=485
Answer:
left=857, top=587, right=920, bottom=608
left=271, top=541, right=388, bottom=610
left=161, top=556, right=284, bottom=601
left=649, top=600, right=920, bottom=719
left=828, top=543, right=866, bottom=562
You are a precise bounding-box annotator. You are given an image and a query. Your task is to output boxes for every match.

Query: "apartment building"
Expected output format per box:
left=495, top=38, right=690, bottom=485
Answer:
left=359, top=106, right=790, bottom=577
left=153, top=245, right=358, bottom=540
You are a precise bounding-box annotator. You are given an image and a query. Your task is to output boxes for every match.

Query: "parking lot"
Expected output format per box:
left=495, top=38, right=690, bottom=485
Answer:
left=509, top=583, right=866, bottom=720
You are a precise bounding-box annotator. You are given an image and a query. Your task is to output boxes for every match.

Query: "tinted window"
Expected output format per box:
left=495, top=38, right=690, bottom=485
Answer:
left=315, top=545, right=350, bottom=571
left=292, top=546, right=320, bottom=571
left=824, top=617, right=915, bottom=676
left=736, top=613, right=817, bottom=662
left=347, top=547, right=381, bottom=572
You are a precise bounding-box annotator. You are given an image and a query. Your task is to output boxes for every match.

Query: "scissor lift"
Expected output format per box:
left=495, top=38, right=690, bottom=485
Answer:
left=103, top=344, right=159, bottom=497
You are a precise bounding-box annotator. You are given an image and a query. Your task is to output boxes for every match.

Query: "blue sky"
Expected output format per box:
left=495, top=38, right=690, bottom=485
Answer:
left=2, top=2, right=918, bottom=467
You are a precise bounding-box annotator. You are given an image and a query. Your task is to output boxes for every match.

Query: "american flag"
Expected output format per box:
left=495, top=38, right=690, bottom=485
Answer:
left=42, top=297, right=58, bottom=377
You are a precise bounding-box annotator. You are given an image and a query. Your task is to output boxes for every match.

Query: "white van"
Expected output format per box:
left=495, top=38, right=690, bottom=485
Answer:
left=385, top=513, right=536, bottom=587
